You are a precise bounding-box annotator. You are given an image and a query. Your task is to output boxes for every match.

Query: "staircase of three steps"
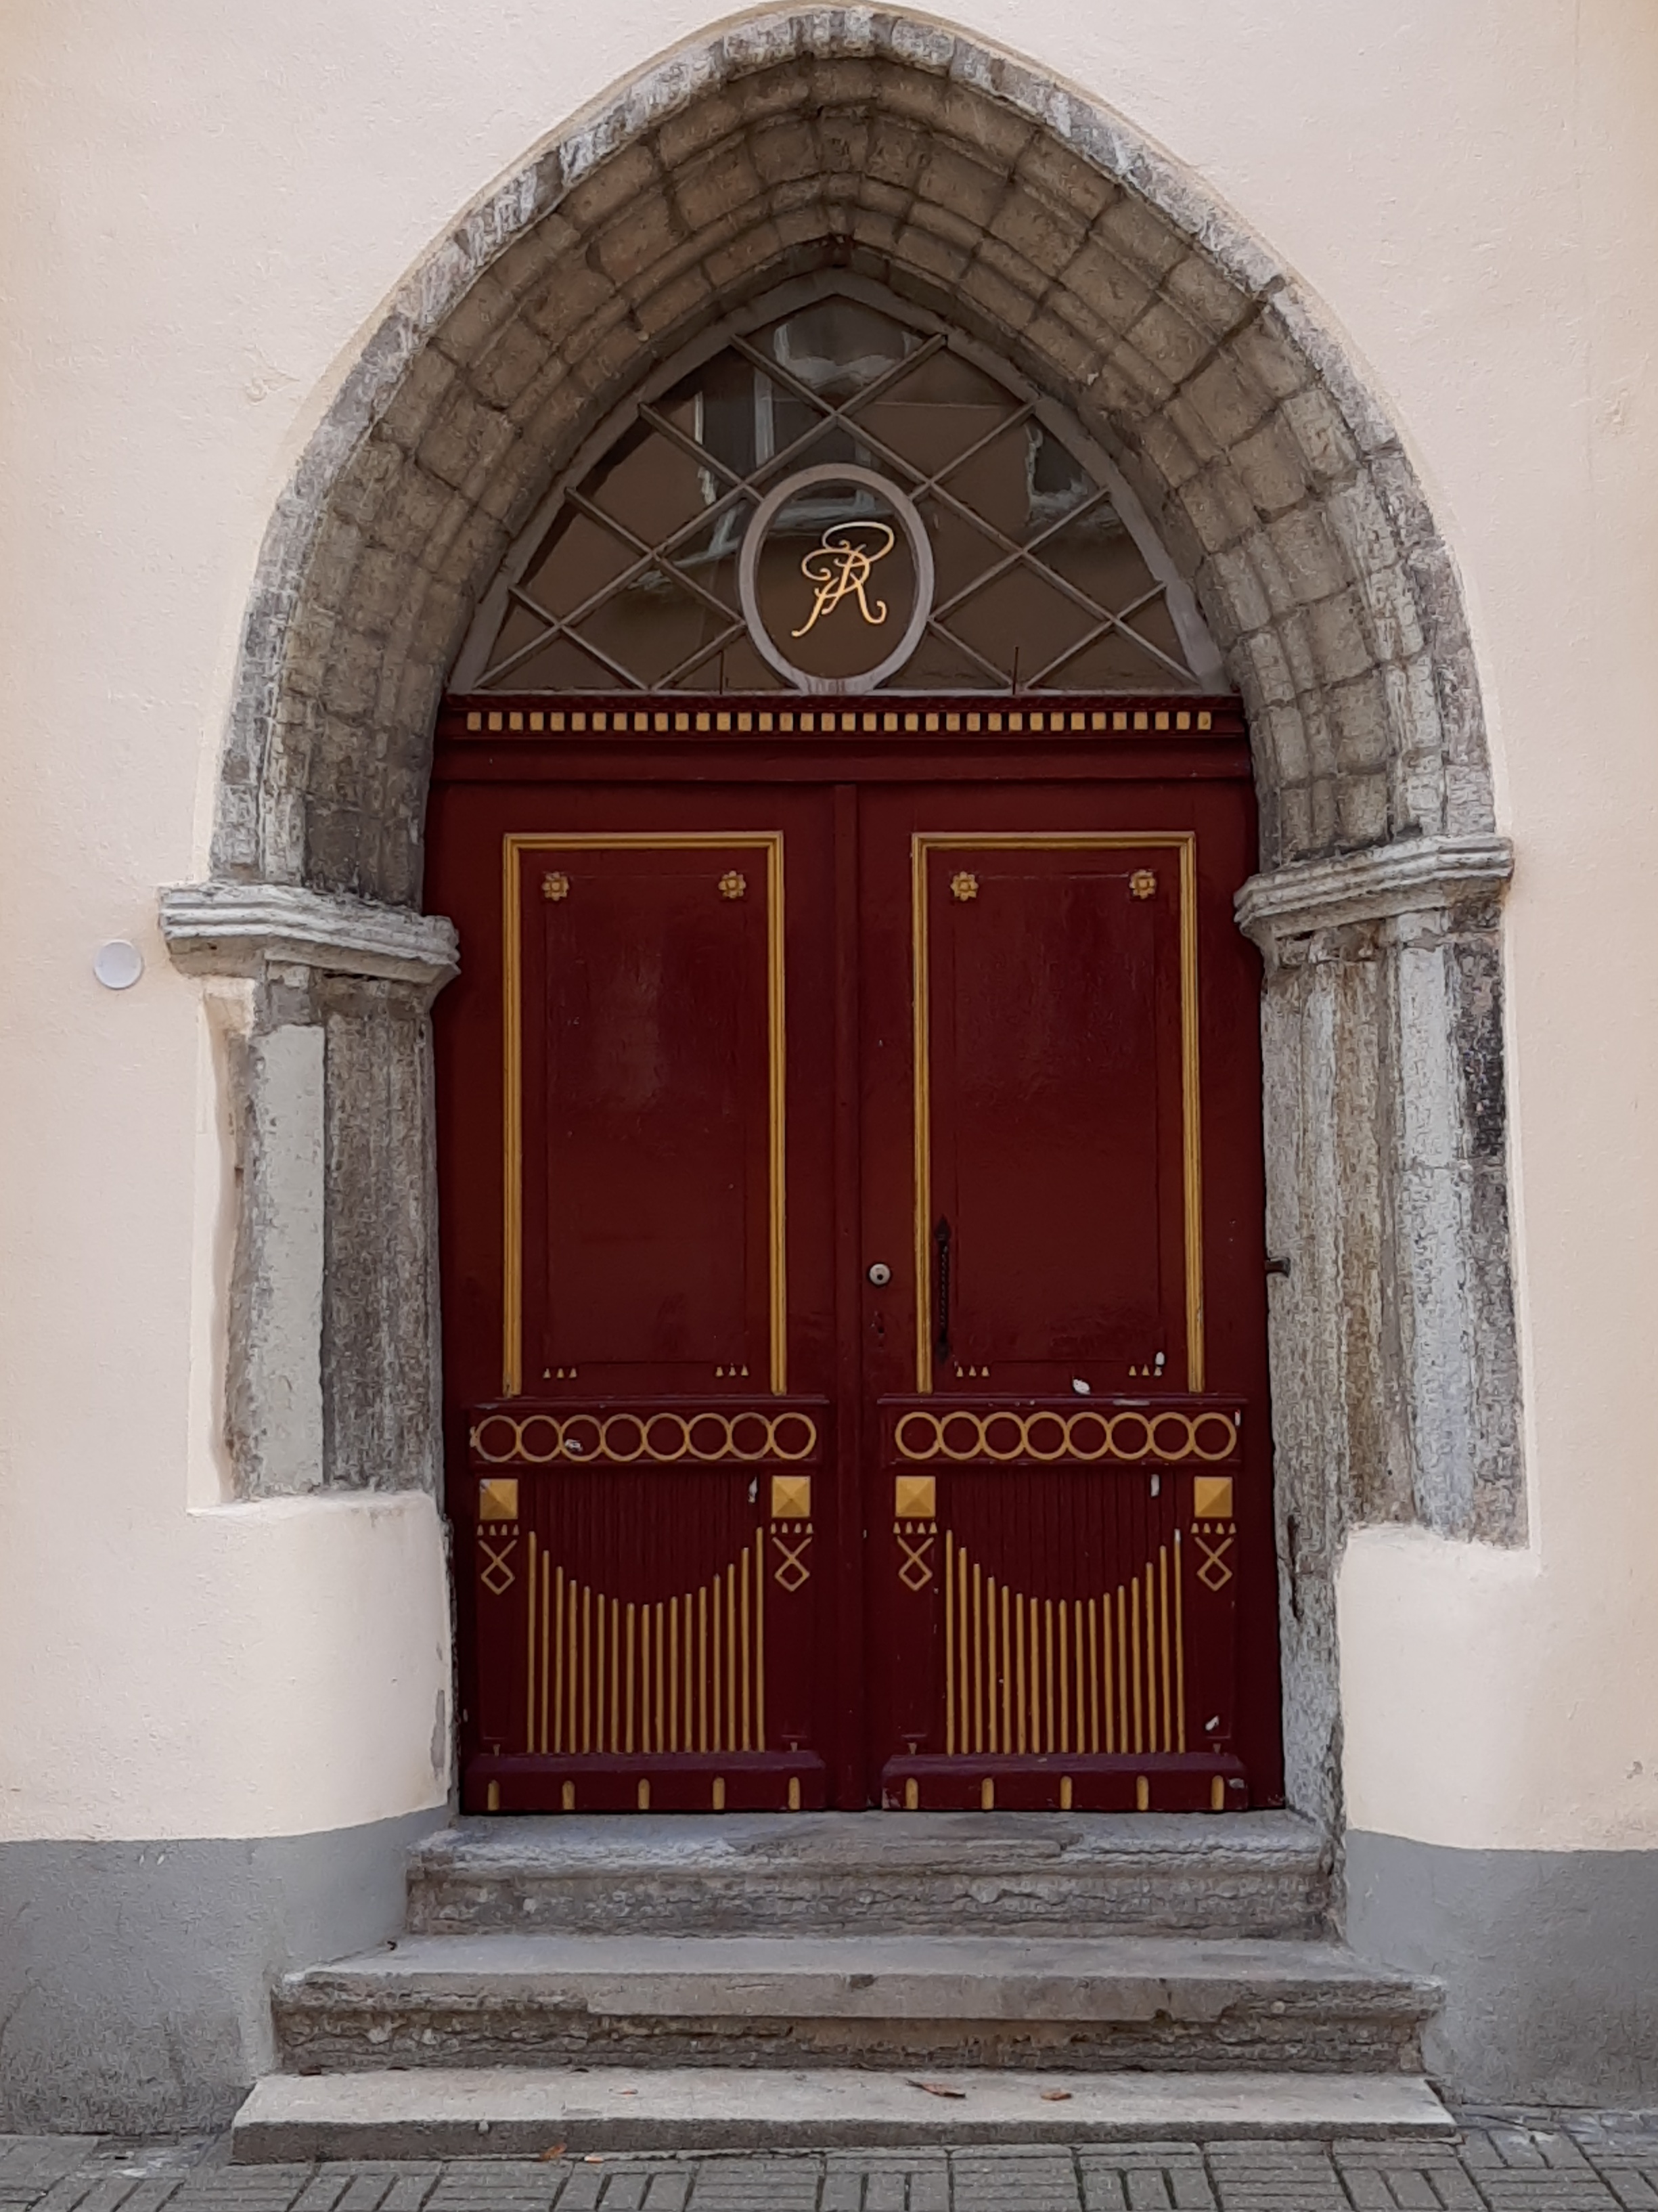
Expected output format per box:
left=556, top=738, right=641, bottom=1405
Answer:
left=231, top=1812, right=1452, bottom=2158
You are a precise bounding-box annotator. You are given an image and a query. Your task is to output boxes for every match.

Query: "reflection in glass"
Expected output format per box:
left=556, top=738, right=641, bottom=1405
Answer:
left=476, top=294, right=1205, bottom=694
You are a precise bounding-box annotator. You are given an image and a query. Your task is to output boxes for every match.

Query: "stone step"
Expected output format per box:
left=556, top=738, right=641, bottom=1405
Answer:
left=407, top=1811, right=1331, bottom=1939
left=231, top=2063, right=1456, bottom=2161
left=274, top=1932, right=1435, bottom=2075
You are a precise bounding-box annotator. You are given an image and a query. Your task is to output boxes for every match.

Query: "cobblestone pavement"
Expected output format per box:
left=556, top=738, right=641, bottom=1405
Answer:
left=5, top=2119, right=1658, bottom=2212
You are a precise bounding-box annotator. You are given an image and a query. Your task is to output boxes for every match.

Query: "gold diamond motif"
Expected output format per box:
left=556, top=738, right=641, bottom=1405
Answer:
left=771, top=1528, right=813, bottom=1592
left=479, top=1532, right=517, bottom=1596
left=896, top=1526, right=935, bottom=1591
left=1194, top=1530, right=1234, bottom=1592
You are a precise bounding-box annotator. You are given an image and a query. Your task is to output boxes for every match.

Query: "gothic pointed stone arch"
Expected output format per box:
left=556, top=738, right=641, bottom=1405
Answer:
left=162, top=9, right=1519, bottom=1825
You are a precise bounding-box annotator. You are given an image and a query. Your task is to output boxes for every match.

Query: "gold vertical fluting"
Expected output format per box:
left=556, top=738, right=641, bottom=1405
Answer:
left=698, top=1586, right=709, bottom=1752
left=540, top=1566, right=552, bottom=1754
left=552, top=1566, right=565, bottom=1753
left=625, top=1603, right=637, bottom=1756
left=727, top=1562, right=739, bottom=1753
left=754, top=1529, right=767, bottom=1750
left=610, top=1597, right=621, bottom=1751
left=1173, top=1531, right=1186, bottom=1752
left=1000, top=1583, right=1012, bottom=1752
left=1045, top=1599, right=1057, bottom=1754
left=740, top=1551, right=753, bottom=1752
left=1159, top=1548, right=1173, bottom=1758
left=522, top=1551, right=766, bottom=1758
left=1014, top=1591, right=1028, bottom=1754
left=669, top=1595, right=680, bottom=1751
left=1057, top=1601, right=1069, bottom=1754
left=582, top=1586, right=593, bottom=1752
left=970, top=1557, right=983, bottom=1755
left=525, top=1532, right=539, bottom=1756
left=1089, top=1598, right=1102, bottom=1753
left=942, top=1543, right=1185, bottom=1760
left=944, top=1531, right=957, bottom=1756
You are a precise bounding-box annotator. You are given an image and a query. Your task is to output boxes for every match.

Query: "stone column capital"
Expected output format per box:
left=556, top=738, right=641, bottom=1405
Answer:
left=159, top=880, right=460, bottom=994
left=1235, top=835, right=1514, bottom=960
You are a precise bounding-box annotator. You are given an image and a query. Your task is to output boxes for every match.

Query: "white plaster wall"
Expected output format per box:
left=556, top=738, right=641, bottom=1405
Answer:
left=0, top=0, right=1653, bottom=1846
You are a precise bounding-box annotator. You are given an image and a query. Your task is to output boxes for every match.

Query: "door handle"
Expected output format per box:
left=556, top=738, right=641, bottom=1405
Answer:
left=933, top=1216, right=952, bottom=1363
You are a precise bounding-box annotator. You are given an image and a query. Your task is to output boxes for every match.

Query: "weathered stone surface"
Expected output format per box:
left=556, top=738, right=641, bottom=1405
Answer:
left=271, top=1931, right=1437, bottom=2077
left=227, top=2065, right=1454, bottom=2161
left=407, top=1812, right=1332, bottom=1941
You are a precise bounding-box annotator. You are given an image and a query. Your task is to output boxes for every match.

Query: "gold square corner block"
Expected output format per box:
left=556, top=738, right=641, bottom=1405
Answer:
left=894, top=1474, right=936, bottom=1520
left=771, top=1474, right=812, bottom=1520
left=1192, top=1475, right=1234, bottom=1521
left=478, top=1477, right=520, bottom=1522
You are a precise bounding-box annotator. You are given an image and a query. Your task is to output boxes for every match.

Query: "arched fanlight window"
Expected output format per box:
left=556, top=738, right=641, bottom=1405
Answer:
left=453, top=278, right=1224, bottom=696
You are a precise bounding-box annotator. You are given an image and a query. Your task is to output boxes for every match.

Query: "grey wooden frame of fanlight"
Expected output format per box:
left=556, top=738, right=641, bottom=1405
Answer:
left=738, top=463, right=935, bottom=692
left=450, top=272, right=1227, bottom=698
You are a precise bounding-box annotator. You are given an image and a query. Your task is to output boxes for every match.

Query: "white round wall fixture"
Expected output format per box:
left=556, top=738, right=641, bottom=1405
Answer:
left=738, top=463, right=935, bottom=694
left=93, top=939, right=144, bottom=990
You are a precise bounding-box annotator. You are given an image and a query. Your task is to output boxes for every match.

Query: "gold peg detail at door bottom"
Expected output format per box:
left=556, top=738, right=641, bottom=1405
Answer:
left=712, top=1776, right=726, bottom=1811
left=1211, top=1776, right=1226, bottom=1811
left=1136, top=1775, right=1150, bottom=1811
left=637, top=1779, right=651, bottom=1811
left=486, top=1780, right=499, bottom=1812
left=788, top=1777, right=801, bottom=1811
left=903, top=1777, right=918, bottom=1810
left=980, top=1777, right=995, bottom=1811
left=1059, top=1776, right=1073, bottom=1810
left=561, top=1781, right=575, bottom=1811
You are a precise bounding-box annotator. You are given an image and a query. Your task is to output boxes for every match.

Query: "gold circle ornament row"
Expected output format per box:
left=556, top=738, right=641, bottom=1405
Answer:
left=472, top=1409, right=820, bottom=1465
left=893, top=1406, right=1238, bottom=1464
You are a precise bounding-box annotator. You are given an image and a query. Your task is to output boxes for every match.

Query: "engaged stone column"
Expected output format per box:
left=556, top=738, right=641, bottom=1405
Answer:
left=160, top=883, right=459, bottom=1497
left=1236, top=833, right=1518, bottom=1820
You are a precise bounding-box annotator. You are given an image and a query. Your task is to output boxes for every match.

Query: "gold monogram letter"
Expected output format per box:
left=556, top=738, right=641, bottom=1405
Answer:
left=792, top=521, right=896, bottom=638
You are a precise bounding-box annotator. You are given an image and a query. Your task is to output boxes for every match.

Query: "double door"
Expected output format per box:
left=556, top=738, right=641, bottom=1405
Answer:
left=431, top=705, right=1279, bottom=1812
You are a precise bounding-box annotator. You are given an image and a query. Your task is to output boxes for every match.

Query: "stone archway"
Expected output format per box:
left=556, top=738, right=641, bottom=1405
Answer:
left=161, top=8, right=1518, bottom=1827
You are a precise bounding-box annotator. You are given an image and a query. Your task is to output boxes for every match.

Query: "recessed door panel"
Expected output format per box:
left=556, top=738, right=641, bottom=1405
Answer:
left=913, top=835, right=1194, bottom=1394
left=512, top=835, right=784, bottom=1394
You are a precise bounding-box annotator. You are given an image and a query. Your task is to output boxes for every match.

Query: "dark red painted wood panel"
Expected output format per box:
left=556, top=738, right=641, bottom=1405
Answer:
left=429, top=697, right=1280, bottom=1813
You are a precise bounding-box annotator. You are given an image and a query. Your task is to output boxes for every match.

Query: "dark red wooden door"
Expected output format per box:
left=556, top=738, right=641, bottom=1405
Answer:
left=856, top=784, right=1273, bottom=1810
left=430, top=698, right=1280, bottom=1814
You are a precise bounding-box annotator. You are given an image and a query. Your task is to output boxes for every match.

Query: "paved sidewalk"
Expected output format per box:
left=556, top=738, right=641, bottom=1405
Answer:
left=5, top=2119, right=1658, bottom=2211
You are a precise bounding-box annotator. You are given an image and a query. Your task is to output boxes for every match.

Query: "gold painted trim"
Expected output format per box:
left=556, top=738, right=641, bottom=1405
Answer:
left=502, top=832, right=788, bottom=1396
left=891, top=1405, right=1238, bottom=1465
left=910, top=833, right=1204, bottom=1392
left=474, top=1407, right=819, bottom=1467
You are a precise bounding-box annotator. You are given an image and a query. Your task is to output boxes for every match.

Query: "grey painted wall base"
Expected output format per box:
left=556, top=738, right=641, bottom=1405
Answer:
left=0, top=1806, right=447, bottom=2133
left=1345, top=1828, right=1658, bottom=2104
